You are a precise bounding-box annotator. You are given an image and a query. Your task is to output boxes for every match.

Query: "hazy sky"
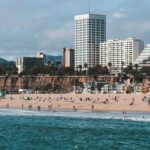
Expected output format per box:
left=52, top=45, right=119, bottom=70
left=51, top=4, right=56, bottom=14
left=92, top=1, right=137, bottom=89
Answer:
left=0, top=0, right=150, bottom=60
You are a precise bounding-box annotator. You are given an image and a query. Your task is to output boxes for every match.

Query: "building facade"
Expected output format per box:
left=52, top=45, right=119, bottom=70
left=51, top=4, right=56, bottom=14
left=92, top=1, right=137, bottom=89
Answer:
left=62, top=48, right=75, bottom=68
left=134, top=44, right=150, bottom=67
left=16, top=57, right=44, bottom=74
left=99, top=38, right=144, bottom=74
left=75, top=13, right=106, bottom=69
left=35, top=52, right=47, bottom=64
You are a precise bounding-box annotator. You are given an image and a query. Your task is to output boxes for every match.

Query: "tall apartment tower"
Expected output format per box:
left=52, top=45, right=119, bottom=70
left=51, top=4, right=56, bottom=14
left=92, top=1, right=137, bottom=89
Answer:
left=62, top=48, right=75, bottom=68
left=75, top=14, right=106, bottom=69
left=99, top=38, right=144, bottom=74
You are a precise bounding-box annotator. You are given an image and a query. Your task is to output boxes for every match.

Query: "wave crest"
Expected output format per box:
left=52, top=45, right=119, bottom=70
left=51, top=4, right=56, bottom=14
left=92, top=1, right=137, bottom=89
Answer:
left=0, top=109, right=150, bottom=122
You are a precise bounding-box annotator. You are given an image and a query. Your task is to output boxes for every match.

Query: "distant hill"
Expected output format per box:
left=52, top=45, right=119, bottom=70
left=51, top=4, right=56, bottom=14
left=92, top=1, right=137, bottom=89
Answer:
left=0, top=58, right=15, bottom=65
left=0, top=58, right=8, bottom=64
left=46, top=55, right=62, bottom=62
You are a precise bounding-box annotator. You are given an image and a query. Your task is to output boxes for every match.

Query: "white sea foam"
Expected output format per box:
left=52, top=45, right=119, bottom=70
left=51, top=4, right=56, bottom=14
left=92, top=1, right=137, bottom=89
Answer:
left=0, top=108, right=150, bottom=122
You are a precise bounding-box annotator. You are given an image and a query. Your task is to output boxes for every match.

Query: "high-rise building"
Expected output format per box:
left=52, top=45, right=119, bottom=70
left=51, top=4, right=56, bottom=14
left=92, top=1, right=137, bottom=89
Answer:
left=62, top=48, right=75, bottom=68
left=99, top=38, right=144, bottom=74
left=75, top=13, right=106, bottom=69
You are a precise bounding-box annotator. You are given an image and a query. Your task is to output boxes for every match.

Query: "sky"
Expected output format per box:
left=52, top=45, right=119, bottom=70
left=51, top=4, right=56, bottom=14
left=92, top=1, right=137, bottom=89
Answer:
left=0, top=0, right=150, bottom=60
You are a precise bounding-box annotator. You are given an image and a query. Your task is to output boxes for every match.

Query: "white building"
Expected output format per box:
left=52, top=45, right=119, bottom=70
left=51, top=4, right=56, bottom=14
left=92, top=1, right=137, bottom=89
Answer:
left=75, top=13, right=106, bottom=69
left=99, top=38, right=144, bottom=74
left=134, top=44, right=150, bottom=66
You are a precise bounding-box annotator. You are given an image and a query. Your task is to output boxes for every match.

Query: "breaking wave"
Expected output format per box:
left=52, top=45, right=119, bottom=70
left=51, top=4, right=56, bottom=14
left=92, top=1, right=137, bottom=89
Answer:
left=0, top=108, right=150, bottom=122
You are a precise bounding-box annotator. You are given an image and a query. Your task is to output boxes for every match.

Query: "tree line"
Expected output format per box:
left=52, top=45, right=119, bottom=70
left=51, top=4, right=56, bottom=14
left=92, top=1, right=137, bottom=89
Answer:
left=0, top=62, right=149, bottom=83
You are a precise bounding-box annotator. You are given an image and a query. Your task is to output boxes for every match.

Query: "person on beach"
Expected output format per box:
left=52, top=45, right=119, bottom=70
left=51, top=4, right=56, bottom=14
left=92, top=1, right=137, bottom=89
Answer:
left=37, top=106, right=41, bottom=111
left=73, top=105, right=76, bottom=111
left=6, top=104, right=9, bottom=109
left=21, top=104, right=24, bottom=110
left=130, top=99, right=135, bottom=106
left=91, top=105, right=94, bottom=111
left=29, top=105, right=32, bottom=110
left=48, top=105, right=51, bottom=110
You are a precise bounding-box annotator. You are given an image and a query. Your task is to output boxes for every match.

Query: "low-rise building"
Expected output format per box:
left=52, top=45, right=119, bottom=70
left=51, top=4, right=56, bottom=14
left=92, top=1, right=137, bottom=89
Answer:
left=134, top=44, right=150, bottom=67
left=35, top=52, right=47, bottom=64
left=16, top=57, right=44, bottom=74
left=0, top=89, right=6, bottom=98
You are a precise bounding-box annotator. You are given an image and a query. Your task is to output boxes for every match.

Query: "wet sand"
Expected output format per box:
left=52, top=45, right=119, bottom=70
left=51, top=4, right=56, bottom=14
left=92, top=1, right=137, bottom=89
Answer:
left=0, top=93, right=149, bottom=112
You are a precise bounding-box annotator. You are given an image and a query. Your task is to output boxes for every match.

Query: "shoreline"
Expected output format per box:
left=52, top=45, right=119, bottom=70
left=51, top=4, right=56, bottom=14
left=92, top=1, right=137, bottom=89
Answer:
left=1, top=107, right=150, bottom=114
left=1, top=107, right=150, bottom=113
left=0, top=93, right=149, bottom=113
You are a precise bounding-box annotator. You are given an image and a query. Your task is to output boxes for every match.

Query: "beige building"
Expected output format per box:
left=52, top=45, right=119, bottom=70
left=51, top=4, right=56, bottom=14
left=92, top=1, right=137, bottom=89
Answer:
left=62, top=48, right=75, bottom=68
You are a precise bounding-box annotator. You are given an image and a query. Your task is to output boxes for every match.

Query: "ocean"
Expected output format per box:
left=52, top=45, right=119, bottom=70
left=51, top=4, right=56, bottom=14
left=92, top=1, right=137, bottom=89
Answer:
left=0, top=109, right=150, bottom=150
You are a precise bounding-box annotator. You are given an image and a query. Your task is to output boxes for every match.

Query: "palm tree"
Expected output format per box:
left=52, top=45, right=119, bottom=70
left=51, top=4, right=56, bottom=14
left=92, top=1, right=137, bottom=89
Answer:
left=76, top=66, right=79, bottom=76
left=83, top=63, right=88, bottom=75
left=108, top=62, right=112, bottom=75
left=47, top=61, right=51, bottom=66
left=103, top=66, right=109, bottom=75
left=128, top=63, right=133, bottom=77
left=121, top=61, right=124, bottom=74
left=134, top=63, right=139, bottom=71
left=78, top=65, right=82, bottom=75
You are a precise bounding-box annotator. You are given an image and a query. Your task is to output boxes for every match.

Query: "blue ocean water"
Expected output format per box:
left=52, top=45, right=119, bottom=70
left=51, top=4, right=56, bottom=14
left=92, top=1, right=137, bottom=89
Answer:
left=0, top=109, right=150, bottom=150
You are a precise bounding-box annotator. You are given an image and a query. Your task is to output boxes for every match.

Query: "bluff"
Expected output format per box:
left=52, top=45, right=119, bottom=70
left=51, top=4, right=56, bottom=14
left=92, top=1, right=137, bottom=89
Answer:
left=0, top=76, right=121, bottom=92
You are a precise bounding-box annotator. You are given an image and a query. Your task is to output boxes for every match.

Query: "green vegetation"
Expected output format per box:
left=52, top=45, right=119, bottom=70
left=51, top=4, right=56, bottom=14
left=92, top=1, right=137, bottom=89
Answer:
left=19, top=64, right=110, bottom=76
left=122, top=63, right=148, bottom=83
left=19, top=65, right=75, bottom=76
left=140, top=66, right=150, bottom=75
left=0, top=62, right=149, bottom=85
left=88, top=65, right=109, bottom=76
left=0, top=64, right=18, bottom=76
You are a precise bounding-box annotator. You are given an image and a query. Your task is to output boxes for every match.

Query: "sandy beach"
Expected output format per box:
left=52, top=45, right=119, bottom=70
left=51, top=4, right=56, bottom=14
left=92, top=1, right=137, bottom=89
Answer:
left=0, top=93, right=149, bottom=112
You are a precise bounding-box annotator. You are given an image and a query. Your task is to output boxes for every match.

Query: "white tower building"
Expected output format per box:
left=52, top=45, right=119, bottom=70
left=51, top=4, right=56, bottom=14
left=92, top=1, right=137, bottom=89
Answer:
left=75, top=13, right=106, bottom=69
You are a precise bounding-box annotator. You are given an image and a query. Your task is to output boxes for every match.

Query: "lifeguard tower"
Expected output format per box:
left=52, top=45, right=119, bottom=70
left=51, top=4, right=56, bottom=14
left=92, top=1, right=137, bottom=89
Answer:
left=0, top=89, right=6, bottom=99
